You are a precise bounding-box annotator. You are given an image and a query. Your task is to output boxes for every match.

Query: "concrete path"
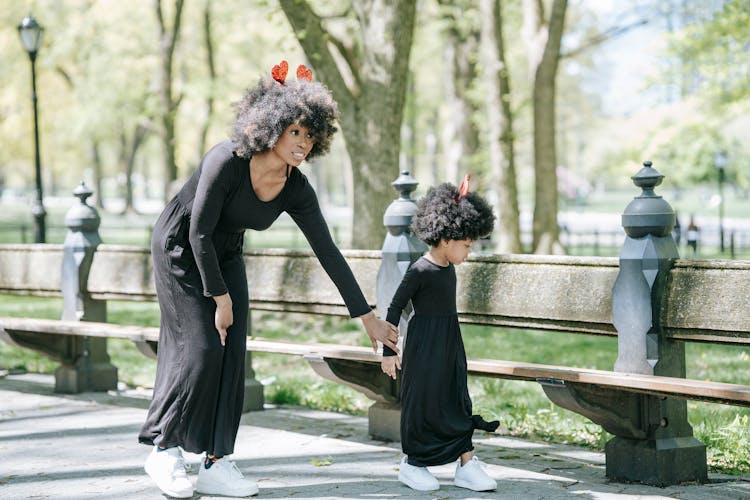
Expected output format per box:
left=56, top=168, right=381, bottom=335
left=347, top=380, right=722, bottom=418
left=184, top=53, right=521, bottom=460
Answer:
left=2, top=373, right=749, bottom=500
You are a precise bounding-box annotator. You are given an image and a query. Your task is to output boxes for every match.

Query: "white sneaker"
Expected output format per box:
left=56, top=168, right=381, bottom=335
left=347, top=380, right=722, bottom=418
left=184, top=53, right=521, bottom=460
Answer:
left=144, top=446, right=194, bottom=498
left=454, top=456, right=497, bottom=491
left=196, top=456, right=259, bottom=497
left=398, top=456, right=439, bottom=491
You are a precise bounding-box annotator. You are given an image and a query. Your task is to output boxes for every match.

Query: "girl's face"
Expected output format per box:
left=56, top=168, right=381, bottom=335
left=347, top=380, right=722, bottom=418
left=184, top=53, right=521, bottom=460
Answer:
left=272, top=121, right=315, bottom=166
left=441, top=238, right=474, bottom=265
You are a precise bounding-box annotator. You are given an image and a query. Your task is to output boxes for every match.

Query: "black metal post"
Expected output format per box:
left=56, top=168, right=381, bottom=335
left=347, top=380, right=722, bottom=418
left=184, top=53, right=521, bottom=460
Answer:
left=19, top=15, right=47, bottom=244
left=715, top=150, right=727, bottom=254
left=718, top=165, right=725, bottom=253
left=29, top=51, right=46, bottom=243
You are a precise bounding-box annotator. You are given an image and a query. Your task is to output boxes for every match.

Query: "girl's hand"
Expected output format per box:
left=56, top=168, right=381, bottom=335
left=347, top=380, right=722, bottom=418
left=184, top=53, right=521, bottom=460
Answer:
left=381, top=355, right=401, bottom=380
left=213, top=293, right=233, bottom=346
left=359, top=311, right=399, bottom=354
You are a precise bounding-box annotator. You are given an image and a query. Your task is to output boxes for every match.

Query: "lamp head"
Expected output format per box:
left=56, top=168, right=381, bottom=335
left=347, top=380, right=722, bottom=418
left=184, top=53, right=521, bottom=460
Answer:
left=18, top=15, right=44, bottom=56
left=715, top=150, right=727, bottom=170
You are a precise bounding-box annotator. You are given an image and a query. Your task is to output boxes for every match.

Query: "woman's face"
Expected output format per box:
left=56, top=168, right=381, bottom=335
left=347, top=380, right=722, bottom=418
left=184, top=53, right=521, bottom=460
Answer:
left=272, top=122, right=315, bottom=166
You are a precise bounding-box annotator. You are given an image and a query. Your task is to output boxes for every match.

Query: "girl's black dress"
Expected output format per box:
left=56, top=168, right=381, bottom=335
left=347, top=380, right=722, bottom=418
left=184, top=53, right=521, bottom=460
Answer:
left=384, top=257, right=476, bottom=467
left=138, top=141, right=370, bottom=456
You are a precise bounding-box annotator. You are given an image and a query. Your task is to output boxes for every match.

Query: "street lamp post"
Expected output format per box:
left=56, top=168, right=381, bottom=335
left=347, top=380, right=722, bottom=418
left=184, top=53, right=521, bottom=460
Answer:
left=18, top=14, right=46, bottom=243
left=715, top=150, right=727, bottom=253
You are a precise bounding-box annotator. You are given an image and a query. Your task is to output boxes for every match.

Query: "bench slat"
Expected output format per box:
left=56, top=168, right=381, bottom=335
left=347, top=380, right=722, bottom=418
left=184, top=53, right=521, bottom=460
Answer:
left=2, top=316, right=749, bottom=407
left=465, top=359, right=750, bottom=406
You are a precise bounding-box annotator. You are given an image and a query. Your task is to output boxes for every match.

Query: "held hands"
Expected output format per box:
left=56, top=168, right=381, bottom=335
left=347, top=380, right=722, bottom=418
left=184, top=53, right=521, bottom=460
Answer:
left=359, top=311, right=399, bottom=354
left=213, top=293, right=233, bottom=346
left=381, top=355, right=401, bottom=380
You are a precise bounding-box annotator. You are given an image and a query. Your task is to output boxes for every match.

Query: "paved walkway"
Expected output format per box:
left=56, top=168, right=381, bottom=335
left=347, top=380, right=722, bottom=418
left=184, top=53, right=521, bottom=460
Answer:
left=2, top=374, right=750, bottom=500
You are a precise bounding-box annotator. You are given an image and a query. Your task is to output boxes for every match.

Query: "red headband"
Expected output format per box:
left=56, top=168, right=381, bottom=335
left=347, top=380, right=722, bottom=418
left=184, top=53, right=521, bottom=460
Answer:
left=456, top=173, right=470, bottom=202
left=271, top=60, right=313, bottom=84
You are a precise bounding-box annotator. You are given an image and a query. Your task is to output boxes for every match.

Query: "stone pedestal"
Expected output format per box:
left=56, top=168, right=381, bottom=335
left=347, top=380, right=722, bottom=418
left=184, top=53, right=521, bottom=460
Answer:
left=243, top=351, right=265, bottom=411
left=606, top=436, right=707, bottom=486
left=368, top=402, right=401, bottom=442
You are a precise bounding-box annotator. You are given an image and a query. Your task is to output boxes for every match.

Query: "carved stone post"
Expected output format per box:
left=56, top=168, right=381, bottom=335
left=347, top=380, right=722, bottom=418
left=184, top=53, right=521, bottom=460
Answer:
left=608, top=162, right=706, bottom=484
left=368, top=170, right=428, bottom=441
left=56, top=182, right=118, bottom=393
left=539, top=162, right=707, bottom=486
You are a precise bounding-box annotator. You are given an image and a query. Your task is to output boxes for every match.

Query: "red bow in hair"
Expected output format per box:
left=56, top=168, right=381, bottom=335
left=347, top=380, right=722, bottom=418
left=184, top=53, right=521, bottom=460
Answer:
left=456, top=173, right=470, bottom=202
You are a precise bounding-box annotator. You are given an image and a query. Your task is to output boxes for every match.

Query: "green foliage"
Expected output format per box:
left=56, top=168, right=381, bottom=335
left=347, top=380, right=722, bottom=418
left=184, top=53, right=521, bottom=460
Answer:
left=302, top=381, right=367, bottom=414
left=266, top=381, right=303, bottom=406
left=0, top=295, right=62, bottom=373
left=614, top=0, right=750, bottom=192
left=667, top=0, right=750, bottom=106
left=696, top=413, right=750, bottom=473
left=1, top=0, right=305, bottom=195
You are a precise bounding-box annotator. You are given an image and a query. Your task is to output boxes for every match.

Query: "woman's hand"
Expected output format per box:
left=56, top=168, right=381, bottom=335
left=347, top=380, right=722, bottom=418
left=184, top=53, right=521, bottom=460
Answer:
left=213, top=293, right=233, bottom=346
left=381, top=355, right=401, bottom=380
left=359, top=311, right=399, bottom=354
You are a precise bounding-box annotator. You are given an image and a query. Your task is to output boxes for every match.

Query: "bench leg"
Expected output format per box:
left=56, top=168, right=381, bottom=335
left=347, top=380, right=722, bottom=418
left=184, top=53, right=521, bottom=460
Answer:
left=3, top=329, right=118, bottom=393
left=53, top=336, right=119, bottom=393
left=243, top=352, right=264, bottom=412
left=304, top=355, right=401, bottom=441
left=539, top=379, right=707, bottom=486
left=368, top=401, right=401, bottom=442
left=606, top=435, right=707, bottom=486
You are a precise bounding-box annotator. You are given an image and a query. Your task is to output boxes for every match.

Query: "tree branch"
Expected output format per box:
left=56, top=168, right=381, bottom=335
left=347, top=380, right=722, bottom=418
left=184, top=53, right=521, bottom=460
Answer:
left=55, top=66, right=74, bottom=89
left=278, top=0, right=356, bottom=118
left=561, top=18, right=649, bottom=59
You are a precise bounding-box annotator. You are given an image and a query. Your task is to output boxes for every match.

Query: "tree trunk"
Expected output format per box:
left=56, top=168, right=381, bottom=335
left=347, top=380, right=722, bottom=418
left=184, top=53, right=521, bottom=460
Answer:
left=523, top=0, right=567, bottom=254
left=439, top=0, right=481, bottom=186
left=127, top=124, right=149, bottom=214
left=279, top=0, right=417, bottom=249
left=88, top=141, right=105, bottom=209
left=118, top=124, right=149, bottom=214
left=480, top=0, right=521, bottom=254
left=154, top=0, right=185, bottom=202
left=197, top=0, right=216, bottom=167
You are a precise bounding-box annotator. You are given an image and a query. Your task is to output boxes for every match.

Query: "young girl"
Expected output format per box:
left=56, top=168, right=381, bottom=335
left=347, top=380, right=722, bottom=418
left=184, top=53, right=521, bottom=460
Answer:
left=381, top=177, right=499, bottom=492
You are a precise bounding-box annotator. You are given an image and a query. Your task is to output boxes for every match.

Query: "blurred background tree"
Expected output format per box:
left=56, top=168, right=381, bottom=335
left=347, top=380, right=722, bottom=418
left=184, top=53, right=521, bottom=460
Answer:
left=1, top=0, right=747, bottom=251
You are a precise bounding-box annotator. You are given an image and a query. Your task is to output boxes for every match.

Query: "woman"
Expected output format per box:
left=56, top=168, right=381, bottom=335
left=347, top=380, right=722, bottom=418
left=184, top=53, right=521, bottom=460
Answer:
left=139, top=62, right=399, bottom=498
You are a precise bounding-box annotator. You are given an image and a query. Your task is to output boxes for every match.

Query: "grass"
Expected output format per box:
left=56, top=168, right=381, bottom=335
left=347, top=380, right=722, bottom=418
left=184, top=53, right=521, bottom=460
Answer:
left=1, top=294, right=750, bottom=474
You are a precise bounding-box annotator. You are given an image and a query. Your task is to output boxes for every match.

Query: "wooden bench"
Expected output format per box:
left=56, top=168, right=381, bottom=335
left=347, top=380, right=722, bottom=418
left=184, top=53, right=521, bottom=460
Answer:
left=2, top=168, right=750, bottom=486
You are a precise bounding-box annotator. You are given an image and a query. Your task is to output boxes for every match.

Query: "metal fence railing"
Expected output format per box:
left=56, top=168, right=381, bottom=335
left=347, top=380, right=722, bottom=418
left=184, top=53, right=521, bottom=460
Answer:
left=1, top=221, right=748, bottom=259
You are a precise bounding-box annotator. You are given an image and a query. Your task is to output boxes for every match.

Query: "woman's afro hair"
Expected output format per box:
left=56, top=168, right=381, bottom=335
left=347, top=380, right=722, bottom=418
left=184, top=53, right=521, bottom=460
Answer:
left=231, top=77, right=338, bottom=160
left=411, top=182, right=495, bottom=247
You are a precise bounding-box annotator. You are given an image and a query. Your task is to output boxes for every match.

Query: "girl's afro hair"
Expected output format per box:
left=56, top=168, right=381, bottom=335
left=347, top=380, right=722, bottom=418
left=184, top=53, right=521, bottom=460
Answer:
left=411, top=182, right=495, bottom=247
left=231, top=77, right=338, bottom=160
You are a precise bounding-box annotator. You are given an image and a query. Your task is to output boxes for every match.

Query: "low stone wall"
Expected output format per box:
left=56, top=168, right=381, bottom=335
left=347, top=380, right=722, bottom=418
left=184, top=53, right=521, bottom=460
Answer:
left=2, top=244, right=748, bottom=343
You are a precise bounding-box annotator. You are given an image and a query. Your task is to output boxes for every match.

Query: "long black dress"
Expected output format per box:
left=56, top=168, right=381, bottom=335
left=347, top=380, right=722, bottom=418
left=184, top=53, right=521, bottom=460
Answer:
left=384, top=257, right=475, bottom=467
left=138, top=140, right=370, bottom=457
